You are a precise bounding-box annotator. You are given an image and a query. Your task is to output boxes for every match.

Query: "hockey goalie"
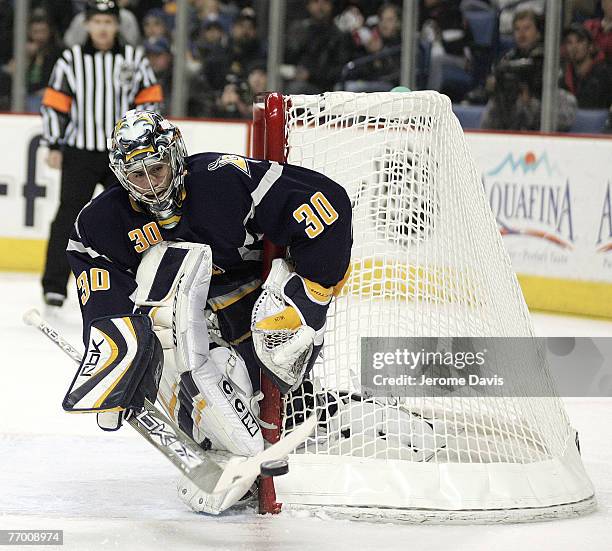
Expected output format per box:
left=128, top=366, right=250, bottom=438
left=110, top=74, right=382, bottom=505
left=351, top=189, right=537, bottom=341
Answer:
left=61, top=109, right=352, bottom=513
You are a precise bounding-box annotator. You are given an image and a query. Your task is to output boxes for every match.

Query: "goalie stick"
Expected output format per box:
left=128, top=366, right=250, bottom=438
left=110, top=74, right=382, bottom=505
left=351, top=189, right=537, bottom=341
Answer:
left=23, top=308, right=316, bottom=512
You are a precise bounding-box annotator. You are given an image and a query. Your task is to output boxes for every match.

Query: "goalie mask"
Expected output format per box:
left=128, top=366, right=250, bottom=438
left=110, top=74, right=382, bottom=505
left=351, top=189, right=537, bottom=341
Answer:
left=108, top=110, right=187, bottom=229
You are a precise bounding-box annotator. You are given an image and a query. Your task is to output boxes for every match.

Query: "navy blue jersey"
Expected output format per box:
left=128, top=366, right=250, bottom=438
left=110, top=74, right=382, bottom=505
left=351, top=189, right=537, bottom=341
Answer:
left=67, top=153, right=353, bottom=337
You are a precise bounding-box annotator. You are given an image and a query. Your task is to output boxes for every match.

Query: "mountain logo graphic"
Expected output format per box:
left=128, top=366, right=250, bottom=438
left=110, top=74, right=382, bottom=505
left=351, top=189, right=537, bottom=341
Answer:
left=487, top=152, right=560, bottom=177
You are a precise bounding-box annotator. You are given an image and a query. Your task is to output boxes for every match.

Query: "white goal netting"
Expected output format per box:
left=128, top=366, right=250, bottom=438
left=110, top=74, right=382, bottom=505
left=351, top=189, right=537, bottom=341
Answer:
left=262, top=91, right=595, bottom=522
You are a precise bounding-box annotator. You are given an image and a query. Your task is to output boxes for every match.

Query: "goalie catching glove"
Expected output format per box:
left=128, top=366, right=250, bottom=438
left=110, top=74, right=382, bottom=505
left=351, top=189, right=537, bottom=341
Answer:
left=251, top=258, right=332, bottom=394
left=62, top=314, right=163, bottom=430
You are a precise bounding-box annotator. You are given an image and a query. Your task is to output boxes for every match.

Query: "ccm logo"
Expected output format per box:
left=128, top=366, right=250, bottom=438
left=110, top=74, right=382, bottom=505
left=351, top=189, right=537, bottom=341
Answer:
left=234, top=397, right=260, bottom=437
left=218, top=377, right=260, bottom=437
left=220, top=378, right=235, bottom=398
left=82, top=338, right=105, bottom=376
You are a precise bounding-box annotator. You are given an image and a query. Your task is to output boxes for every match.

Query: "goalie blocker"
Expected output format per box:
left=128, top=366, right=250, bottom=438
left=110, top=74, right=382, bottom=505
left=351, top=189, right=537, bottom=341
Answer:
left=63, top=314, right=163, bottom=429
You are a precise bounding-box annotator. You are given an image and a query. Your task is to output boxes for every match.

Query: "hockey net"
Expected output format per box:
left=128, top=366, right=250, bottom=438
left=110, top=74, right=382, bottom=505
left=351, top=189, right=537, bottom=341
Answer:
left=252, top=91, right=595, bottom=522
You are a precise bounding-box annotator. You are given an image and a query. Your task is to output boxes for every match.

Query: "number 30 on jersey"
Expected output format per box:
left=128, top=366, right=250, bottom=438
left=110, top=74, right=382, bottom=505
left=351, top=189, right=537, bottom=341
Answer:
left=76, top=268, right=110, bottom=305
left=293, top=192, right=339, bottom=238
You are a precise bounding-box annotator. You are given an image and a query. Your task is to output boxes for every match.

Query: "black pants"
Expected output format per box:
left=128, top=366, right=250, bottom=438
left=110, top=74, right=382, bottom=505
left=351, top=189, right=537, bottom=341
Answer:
left=42, top=147, right=118, bottom=297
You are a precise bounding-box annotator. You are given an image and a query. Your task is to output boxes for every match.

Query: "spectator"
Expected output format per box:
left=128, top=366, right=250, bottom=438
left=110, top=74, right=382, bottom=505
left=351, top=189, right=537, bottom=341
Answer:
left=482, top=9, right=576, bottom=130
left=0, top=0, right=12, bottom=61
left=0, top=0, right=13, bottom=108
left=191, top=19, right=230, bottom=90
left=192, top=0, right=234, bottom=34
left=342, top=3, right=402, bottom=91
left=605, top=105, right=612, bottom=132
left=564, top=0, right=600, bottom=26
left=186, top=19, right=231, bottom=115
left=30, top=0, right=74, bottom=36
left=335, top=2, right=372, bottom=53
left=120, top=0, right=165, bottom=26
left=561, top=24, right=612, bottom=109
left=584, top=0, right=612, bottom=62
left=0, top=10, right=63, bottom=113
left=495, top=0, right=544, bottom=40
left=368, top=3, right=402, bottom=52
left=227, top=8, right=265, bottom=79
left=142, top=8, right=171, bottom=41
left=144, top=36, right=173, bottom=115
left=482, top=9, right=543, bottom=129
left=64, top=0, right=141, bottom=46
left=285, top=0, right=353, bottom=94
left=247, top=62, right=268, bottom=98
left=212, top=62, right=267, bottom=119
left=25, top=12, right=64, bottom=113
left=420, top=0, right=474, bottom=99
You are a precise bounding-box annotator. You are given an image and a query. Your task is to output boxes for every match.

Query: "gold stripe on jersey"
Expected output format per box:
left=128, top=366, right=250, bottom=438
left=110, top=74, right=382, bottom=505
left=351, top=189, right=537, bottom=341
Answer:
left=208, top=279, right=262, bottom=312
left=333, top=265, right=352, bottom=297
left=230, top=331, right=252, bottom=346
left=158, top=214, right=182, bottom=228
left=303, top=278, right=333, bottom=304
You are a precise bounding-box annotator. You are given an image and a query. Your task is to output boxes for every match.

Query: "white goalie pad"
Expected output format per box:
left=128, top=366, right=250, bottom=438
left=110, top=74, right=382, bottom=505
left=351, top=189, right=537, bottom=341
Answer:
left=251, top=259, right=315, bottom=393
left=135, top=241, right=211, bottom=431
left=135, top=241, right=212, bottom=422
left=187, top=346, right=264, bottom=457
left=177, top=453, right=257, bottom=515
left=135, top=241, right=263, bottom=457
left=135, top=241, right=212, bottom=372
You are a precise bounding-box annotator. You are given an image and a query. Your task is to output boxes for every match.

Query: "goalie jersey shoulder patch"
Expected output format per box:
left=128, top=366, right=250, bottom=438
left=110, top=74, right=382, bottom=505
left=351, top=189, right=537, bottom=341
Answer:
left=207, top=154, right=253, bottom=177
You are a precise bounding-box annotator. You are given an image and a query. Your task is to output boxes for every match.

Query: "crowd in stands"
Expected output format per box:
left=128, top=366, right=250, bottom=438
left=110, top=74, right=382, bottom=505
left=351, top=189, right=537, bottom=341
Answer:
left=0, top=0, right=610, bottom=132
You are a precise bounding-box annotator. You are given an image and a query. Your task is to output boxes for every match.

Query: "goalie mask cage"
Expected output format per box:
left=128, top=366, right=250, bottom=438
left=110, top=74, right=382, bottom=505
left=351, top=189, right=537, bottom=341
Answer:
left=251, top=91, right=595, bottom=523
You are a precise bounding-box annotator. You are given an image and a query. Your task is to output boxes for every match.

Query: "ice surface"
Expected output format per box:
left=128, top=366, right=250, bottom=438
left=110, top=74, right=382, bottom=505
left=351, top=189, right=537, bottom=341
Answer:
left=1, top=273, right=611, bottom=551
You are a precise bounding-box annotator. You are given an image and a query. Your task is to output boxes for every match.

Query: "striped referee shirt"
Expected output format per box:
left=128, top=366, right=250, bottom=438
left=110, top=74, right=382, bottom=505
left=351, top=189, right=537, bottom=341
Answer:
left=41, top=39, right=162, bottom=152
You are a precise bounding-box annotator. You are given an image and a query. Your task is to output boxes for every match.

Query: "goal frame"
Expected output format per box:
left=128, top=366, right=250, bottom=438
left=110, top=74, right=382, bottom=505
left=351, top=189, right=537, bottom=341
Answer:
left=250, top=91, right=596, bottom=522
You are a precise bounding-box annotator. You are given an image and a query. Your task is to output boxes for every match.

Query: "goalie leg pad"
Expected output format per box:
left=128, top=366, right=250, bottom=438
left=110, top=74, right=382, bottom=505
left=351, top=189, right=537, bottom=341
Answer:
left=177, top=457, right=258, bottom=515
left=134, top=241, right=212, bottom=421
left=180, top=346, right=264, bottom=457
left=135, top=241, right=212, bottom=373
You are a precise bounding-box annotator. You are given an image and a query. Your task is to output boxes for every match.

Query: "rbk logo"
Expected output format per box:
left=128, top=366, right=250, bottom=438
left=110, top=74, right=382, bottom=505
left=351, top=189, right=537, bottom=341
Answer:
left=82, top=338, right=104, bottom=375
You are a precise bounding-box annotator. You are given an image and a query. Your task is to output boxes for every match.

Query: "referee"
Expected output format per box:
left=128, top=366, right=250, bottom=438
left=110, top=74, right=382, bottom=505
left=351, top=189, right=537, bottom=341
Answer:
left=41, top=0, right=162, bottom=309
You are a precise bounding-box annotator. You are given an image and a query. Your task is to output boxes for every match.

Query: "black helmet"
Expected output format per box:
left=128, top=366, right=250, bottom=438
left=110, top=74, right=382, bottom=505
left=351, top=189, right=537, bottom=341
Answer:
left=85, top=0, right=120, bottom=19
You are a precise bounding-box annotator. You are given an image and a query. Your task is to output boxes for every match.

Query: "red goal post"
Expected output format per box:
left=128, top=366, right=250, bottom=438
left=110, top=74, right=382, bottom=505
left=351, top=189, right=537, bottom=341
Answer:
left=251, top=92, right=286, bottom=514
